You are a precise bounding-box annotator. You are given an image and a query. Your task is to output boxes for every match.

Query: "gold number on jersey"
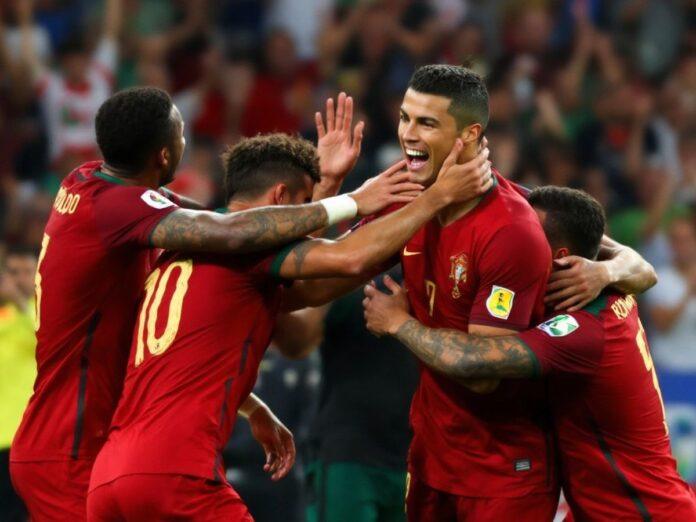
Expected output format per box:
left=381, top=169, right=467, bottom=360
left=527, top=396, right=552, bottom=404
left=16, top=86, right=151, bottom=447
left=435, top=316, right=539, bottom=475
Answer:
left=34, top=233, right=50, bottom=331
left=134, top=260, right=193, bottom=366
left=636, top=319, right=668, bottom=435
left=425, top=279, right=437, bottom=317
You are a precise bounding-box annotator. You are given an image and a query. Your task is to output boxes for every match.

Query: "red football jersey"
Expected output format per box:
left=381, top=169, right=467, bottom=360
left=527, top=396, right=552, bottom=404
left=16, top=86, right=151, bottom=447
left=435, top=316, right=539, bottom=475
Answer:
left=89, top=247, right=289, bottom=489
left=519, top=292, right=696, bottom=520
left=403, top=173, right=553, bottom=497
left=11, top=162, right=179, bottom=462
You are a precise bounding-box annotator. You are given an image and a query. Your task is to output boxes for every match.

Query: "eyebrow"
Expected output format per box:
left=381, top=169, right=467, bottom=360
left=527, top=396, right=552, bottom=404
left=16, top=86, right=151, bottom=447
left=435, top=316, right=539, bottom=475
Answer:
left=400, top=108, right=440, bottom=127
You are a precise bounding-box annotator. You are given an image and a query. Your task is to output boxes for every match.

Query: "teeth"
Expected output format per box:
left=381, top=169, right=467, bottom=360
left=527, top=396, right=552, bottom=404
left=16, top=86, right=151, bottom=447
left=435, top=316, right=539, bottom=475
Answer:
left=406, top=148, right=427, bottom=157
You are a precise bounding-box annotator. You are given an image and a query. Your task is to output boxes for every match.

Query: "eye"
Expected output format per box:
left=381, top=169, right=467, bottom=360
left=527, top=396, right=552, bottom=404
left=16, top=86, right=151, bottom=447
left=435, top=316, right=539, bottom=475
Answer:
left=399, top=113, right=408, bottom=122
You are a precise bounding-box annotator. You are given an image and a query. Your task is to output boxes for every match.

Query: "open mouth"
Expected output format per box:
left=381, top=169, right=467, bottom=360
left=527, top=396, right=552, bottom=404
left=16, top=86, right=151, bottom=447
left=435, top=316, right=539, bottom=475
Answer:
left=405, top=148, right=430, bottom=171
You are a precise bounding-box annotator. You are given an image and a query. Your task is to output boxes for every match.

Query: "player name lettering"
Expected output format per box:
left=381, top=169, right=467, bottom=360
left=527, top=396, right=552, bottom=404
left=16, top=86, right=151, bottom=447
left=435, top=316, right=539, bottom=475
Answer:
left=53, top=187, right=81, bottom=215
left=611, top=294, right=636, bottom=320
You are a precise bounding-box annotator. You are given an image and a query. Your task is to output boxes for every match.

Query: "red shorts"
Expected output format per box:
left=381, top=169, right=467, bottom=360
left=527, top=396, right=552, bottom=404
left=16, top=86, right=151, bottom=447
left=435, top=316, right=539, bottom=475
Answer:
left=86, top=473, right=253, bottom=521
left=10, top=458, right=93, bottom=521
left=406, top=473, right=558, bottom=522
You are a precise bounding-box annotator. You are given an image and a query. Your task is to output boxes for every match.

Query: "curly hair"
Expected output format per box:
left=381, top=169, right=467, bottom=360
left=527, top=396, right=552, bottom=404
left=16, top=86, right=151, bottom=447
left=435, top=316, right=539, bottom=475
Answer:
left=96, top=87, right=177, bottom=173
left=221, top=133, right=321, bottom=202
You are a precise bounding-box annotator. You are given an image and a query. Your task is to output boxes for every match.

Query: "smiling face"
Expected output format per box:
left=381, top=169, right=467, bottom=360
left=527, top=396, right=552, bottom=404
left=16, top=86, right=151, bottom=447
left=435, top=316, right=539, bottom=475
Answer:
left=398, top=88, right=463, bottom=186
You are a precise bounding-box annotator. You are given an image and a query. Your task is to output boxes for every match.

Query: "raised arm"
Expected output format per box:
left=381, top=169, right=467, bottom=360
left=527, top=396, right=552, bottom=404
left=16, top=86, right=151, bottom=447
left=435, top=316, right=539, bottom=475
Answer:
left=362, top=278, right=537, bottom=380
left=545, top=235, right=657, bottom=312
left=274, top=141, right=492, bottom=280
left=16, top=0, right=44, bottom=81
left=103, top=0, right=122, bottom=41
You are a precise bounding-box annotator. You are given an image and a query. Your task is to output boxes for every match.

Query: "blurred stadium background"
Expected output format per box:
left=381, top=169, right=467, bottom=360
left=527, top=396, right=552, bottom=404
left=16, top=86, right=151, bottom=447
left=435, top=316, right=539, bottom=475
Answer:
left=0, top=0, right=694, bottom=520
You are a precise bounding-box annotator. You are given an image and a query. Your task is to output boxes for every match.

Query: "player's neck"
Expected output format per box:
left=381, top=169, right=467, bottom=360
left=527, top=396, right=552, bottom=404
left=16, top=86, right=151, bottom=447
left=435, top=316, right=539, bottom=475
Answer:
left=437, top=197, right=483, bottom=227
left=100, top=164, right=160, bottom=189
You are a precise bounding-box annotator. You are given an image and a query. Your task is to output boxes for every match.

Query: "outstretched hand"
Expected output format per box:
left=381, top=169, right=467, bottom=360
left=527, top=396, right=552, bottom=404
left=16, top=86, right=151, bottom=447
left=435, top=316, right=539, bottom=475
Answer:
left=363, top=275, right=411, bottom=336
left=315, top=92, right=364, bottom=183
left=432, top=138, right=493, bottom=205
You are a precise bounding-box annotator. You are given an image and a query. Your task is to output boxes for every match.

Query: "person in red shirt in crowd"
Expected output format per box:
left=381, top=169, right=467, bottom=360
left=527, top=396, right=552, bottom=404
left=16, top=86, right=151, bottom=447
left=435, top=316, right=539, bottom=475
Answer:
left=86, top=127, right=493, bottom=520
left=364, top=186, right=696, bottom=522
left=9, top=86, right=420, bottom=521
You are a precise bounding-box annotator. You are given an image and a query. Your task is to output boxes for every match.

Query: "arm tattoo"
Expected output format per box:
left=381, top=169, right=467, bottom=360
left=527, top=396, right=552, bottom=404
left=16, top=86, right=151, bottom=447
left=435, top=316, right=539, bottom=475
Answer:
left=288, top=240, right=322, bottom=276
left=394, top=319, right=540, bottom=379
left=150, top=204, right=328, bottom=253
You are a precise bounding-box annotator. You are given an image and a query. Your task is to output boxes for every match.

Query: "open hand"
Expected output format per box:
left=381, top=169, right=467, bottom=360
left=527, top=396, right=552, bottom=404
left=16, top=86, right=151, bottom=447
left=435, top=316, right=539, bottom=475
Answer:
left=545, top=256, right=611, bottom=311
left=363, top=275, right=411, bottom=336
left=315, top=92, right=364, bottom=183
left=432, top=138, right=492, bottom=205
left=248, top=406, right=296, bottom=481
left=350, top=160, right=424, bottom=216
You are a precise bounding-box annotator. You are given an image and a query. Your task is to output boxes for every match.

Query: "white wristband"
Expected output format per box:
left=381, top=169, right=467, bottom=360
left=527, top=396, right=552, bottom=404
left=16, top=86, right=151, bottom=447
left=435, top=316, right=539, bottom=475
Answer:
left=320, top=194, right=358, bottom=226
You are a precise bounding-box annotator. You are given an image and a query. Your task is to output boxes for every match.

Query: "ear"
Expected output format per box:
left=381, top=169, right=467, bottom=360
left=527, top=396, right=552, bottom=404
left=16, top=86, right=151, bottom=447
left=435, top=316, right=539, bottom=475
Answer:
left=156, top=147, right=169, bottom=168
left=272, top=183, right=289, bottom=205
left=459, top=123, right=483, bottom=146
left=554, top=247, right=570, bottom=260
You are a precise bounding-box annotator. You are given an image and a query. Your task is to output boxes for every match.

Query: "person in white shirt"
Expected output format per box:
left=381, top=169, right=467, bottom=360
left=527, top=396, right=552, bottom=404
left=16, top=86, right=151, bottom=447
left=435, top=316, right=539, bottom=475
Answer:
left=646, top=216, right=696, bottom=371
left=16, top=0, right=121, bottom=172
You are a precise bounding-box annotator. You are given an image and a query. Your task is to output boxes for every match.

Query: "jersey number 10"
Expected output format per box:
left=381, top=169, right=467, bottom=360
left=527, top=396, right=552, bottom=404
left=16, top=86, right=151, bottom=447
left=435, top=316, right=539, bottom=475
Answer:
left=135, top=260, right=193, bottom=366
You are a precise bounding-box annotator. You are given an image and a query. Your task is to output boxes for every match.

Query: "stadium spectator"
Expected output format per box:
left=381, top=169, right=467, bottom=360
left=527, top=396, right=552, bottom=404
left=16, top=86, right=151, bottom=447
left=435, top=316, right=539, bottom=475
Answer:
left=645, top=216, right=696, bottom=372
left=0, top=247, right=37, bottom=521
left=13, top=0, right=122, bottom=177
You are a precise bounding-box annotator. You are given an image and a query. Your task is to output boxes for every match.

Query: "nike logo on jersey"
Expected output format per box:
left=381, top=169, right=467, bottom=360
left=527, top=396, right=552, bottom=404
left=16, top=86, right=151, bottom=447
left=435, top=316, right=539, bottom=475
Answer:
left=403, top=247, right=422, bottom=257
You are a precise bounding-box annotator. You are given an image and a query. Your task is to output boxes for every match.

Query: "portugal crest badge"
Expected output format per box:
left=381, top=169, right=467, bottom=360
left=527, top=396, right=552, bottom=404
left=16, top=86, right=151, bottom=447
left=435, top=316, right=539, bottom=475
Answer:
left=449, top=253, right=468, bottom=299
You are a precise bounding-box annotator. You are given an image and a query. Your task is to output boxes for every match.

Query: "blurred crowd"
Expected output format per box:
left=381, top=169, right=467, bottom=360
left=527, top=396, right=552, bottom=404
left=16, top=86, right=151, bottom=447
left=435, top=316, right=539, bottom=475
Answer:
left=0, top=0, right=695, bottom=520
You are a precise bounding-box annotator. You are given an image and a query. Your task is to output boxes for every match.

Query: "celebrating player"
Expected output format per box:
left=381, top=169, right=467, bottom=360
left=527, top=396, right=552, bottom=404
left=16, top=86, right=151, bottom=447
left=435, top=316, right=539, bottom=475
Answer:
left=364, top=186, right=696, bottom=521
left=85, top=132, right=492, bottom=520
left=9, top=86, right=418, bottom=521
left=355, top=64, right=658, bottom=521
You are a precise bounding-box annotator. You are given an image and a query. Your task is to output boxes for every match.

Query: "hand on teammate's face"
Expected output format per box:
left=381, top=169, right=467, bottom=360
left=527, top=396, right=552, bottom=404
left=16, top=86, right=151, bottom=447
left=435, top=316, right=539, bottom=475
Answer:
left=363, top=275, right=411, bottom=336
left=350, top=159, right=424, bottom=216
left=433, top=138, right=493, bottom=204
left=248, top=406, right=296, bottom=481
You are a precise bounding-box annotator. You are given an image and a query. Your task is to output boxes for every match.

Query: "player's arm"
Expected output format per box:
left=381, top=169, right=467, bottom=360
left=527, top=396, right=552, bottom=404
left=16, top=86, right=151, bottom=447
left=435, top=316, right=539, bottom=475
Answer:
left=365, top=276, right=604, bottom=380
left=273, top=141, right=491, bottom=280
left=239, top=393, right=295, bottom=481
left=363, top=277, right=538, bottom=379
left=273, top=307, right=329, bottom=359
left=545, top=235, right=657, bottom=312
left=149, top=156, right=427, bottom=254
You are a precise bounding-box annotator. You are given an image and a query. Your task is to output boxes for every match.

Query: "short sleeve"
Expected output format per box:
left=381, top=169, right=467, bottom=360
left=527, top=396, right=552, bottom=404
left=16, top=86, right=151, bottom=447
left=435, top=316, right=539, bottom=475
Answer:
left=93, top=185, right=179, bottom=248
left=469, top=222, right=551, bottom=330
left=518, top=312, right=605, bottom=375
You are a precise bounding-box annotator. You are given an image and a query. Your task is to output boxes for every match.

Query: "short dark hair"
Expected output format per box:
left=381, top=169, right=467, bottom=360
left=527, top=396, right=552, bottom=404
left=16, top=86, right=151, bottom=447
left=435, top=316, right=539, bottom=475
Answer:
left=95, top=87, right=177, bottom=173
left=221, top=134, right=321, bottom=201
left=408, top=65, right=489, bottom=131
left=528, top=186, right=606, bottom=260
